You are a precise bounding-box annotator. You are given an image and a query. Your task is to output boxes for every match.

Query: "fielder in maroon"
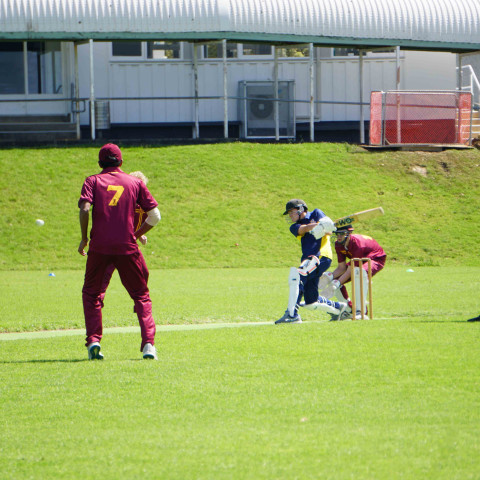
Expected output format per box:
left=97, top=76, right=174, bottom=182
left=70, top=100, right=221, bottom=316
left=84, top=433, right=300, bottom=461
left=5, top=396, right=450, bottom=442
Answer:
left=78, top=144, right=161, bottom=360
left=328, top=224, right=386, bottom=319
left=99, top=174, right=149, bottom=306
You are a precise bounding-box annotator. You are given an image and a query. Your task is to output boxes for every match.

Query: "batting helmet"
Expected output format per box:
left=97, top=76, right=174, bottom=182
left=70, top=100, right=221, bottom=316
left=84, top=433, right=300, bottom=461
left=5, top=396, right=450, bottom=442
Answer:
left=335, top=225, right=354, bottom=234
left=283, top=199, right=307, bottom=215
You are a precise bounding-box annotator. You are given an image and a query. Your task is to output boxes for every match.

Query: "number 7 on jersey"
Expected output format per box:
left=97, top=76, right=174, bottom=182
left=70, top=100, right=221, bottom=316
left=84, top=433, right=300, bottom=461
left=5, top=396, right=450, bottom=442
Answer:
left=107, top=185, right=125, bottom=206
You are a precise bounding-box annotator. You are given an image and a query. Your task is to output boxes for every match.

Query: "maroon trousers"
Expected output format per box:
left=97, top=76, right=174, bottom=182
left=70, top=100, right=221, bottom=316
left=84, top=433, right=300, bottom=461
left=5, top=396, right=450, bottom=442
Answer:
left=82, top=250, right=155, bottom=351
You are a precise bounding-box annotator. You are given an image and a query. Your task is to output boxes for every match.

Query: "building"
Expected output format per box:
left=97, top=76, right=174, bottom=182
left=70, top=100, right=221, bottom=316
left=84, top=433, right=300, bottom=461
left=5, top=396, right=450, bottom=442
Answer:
left=1, top=0, right=479, bottom=143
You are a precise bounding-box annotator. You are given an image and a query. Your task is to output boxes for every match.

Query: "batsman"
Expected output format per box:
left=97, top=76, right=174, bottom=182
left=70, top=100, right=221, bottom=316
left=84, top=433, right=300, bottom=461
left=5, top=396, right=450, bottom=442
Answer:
left=275, top=199, right=347, bottom=324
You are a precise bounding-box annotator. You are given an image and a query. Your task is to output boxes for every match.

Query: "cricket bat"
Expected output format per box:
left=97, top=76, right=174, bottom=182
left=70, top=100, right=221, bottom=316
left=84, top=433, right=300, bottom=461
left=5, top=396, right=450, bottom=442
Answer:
left=334, top=207, right=384, bottom=228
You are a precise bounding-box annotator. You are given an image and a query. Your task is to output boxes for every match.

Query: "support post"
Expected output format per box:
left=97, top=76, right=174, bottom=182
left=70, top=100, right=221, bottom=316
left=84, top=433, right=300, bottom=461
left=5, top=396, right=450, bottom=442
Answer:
left=89, top=39, right=96, bottom=141
left=222, top=39, right=228, bottom=139
left=309, top=43, right=315, bottom=142
left=274, top=46, right=279, bottom=141
left=396, top=47, right=401, bottom=144
left=396, top=46, right=401, bottom=89
left=74, top=43, right=81, bottom=140
left=359, top=50, right=365, bottom=144
left=456, top=54, right=462, bottom=91
left=193, top=44, right=200, bottom=139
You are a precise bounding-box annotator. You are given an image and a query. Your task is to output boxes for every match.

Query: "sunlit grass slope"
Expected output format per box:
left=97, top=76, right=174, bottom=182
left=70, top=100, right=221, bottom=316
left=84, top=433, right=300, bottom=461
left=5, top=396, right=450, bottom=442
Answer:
left=1, top=143, right=479, bottom=270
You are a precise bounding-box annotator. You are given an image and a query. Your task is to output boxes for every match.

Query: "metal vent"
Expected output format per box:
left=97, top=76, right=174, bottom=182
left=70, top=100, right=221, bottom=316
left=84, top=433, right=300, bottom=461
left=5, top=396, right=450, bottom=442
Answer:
left=238, top=81, right=295, bottom=139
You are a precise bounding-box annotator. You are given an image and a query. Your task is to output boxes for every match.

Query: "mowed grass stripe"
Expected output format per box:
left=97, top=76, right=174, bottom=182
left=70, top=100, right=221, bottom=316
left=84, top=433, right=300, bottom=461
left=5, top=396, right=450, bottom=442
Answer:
left=0, top=321, right=273, bottom=341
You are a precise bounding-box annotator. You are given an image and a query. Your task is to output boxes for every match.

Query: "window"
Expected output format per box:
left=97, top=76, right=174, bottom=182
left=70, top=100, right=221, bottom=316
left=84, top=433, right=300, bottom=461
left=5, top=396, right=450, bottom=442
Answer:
left=0, top=41, right=63, bottom=95
left=147, top=41, right=181, bottom=59
left=333, top=48, right=360, bottom=57
left=203, top=43, right=238, bottom=59
left=278, top=47, right=310, bottom=58
left=27, top=42, right=62, bottom=94
left=111, top=41, right=183, bottom=60
left=112, top=42, right=142, bottom=57
left=333, top=47, right=396, bottom=57
left=241, top=44, right=272, bottom=56
left=0, top=42, right=24, bottom=94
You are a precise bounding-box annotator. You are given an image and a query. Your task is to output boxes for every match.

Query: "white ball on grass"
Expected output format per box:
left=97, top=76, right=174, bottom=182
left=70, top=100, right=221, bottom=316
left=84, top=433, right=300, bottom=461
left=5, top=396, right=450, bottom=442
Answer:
left=35, top=219, right=45, bottom=226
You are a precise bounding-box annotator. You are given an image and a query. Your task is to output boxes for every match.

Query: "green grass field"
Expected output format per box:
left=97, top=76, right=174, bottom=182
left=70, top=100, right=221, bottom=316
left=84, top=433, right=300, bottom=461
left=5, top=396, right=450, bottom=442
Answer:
left=1, top=143, right=480, bottom=479
left=1, top=143, right=480, bottom=270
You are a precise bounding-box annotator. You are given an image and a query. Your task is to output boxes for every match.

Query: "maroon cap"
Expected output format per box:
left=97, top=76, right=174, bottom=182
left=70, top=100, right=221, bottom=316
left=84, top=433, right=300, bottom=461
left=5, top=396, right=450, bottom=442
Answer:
left=99, top=143, right=122, bottom=164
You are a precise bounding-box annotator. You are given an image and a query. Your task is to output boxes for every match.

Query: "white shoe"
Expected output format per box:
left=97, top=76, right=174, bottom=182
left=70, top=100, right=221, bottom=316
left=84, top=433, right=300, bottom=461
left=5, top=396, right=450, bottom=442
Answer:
left=87, top=342, right=104, bottom=360
left=142, top=343, right=158, bottom=360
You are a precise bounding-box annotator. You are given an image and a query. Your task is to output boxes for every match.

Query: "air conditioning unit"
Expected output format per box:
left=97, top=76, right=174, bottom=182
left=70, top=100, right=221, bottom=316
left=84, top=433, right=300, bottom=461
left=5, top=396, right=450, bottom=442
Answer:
left=238, top=81, right=295, bottom=139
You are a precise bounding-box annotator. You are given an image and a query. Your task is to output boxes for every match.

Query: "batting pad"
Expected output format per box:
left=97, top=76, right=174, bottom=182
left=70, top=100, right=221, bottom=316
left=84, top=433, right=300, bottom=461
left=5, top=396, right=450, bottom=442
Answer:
left=287, top=267, right=300, bottom=317
left=353, top=267, right=369, bottom=313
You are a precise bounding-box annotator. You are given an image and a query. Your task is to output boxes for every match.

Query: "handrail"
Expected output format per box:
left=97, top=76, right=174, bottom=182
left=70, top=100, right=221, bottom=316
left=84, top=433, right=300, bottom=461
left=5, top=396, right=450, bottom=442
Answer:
left=458, top=64, right=480, bottom=108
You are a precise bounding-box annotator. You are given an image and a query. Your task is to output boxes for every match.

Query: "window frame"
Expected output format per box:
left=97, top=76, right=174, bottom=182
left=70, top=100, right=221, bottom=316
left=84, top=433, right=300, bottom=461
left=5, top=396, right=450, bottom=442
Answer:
left=331, top=47, right=398, bottom=58
left=110, top=41, right=185, bottom=61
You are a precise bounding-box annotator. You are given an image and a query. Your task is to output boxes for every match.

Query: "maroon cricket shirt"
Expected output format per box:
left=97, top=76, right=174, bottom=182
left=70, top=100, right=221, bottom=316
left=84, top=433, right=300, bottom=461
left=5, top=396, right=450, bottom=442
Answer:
left=335, top=234, right=386, bottom=264
left=79, top=167, right=158, bottom=255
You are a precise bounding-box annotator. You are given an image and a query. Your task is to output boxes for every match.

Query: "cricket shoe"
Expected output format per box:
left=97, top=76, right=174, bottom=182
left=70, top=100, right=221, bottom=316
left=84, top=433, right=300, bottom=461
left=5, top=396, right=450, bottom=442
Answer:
left=355, top=311, right=369, bottom=320
left=142, top=343, right=158, bottom=360
left=275, top=310, right=302, bottom=324
left=328, top=302, right=348, bottom=321
left=87, top=342, right=104, bottom=360
left=339, top=310, right=353, bottom=320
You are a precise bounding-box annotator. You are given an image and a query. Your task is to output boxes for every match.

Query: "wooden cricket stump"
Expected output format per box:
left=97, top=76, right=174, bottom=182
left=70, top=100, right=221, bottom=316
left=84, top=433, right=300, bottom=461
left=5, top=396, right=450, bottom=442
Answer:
left=350, top=257, right=373, bottom=320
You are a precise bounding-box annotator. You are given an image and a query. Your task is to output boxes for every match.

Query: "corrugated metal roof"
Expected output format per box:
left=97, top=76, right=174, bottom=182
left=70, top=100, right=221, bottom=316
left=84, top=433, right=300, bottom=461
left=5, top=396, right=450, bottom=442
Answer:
left=0, top=0, right=479, bottom=51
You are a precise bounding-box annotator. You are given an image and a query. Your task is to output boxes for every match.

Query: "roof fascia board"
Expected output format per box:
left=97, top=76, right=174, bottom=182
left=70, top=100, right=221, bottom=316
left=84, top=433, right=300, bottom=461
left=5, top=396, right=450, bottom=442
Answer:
left=1, top=32, right=480, bottom=52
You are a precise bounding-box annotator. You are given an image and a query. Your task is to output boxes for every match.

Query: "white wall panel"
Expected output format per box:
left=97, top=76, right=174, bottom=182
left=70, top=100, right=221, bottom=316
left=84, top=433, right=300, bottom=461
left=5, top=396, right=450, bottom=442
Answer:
left=319, top=58, right=398, bottom=121
left=74, top=42, right=458, bottom=125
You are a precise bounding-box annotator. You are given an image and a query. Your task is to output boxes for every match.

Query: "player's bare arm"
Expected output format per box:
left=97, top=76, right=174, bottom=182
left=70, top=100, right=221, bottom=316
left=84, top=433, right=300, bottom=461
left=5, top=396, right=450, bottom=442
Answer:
left=333, top=261, right=351, bottom=284
left=78, top=200, right=91, bottom=256
left=297, top=222, right=317, bottom=235
left=134, top=222, right=154, bottom=240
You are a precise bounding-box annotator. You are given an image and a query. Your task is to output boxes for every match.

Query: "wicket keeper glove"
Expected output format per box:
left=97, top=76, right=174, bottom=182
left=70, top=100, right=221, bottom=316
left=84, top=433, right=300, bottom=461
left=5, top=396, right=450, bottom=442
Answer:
left=318, top=271, right=334, bottom=290
left=321, top=279, right=341, bottom=299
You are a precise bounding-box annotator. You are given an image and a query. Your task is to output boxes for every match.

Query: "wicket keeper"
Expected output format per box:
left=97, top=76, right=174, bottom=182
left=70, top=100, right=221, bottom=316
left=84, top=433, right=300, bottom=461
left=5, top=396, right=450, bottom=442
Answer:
left=326, top=225, right=386, bottom=320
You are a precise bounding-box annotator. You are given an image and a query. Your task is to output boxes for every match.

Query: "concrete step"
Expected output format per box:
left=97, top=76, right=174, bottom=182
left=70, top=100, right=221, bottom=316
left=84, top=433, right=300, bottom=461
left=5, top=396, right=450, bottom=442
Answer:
left=0, top=114, right=77, bottom=143
left=0, top=131, right=78, bottom=143
left=0, top=114, right=71, bottom=124
left=0, top=122, right=76, bottom=133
